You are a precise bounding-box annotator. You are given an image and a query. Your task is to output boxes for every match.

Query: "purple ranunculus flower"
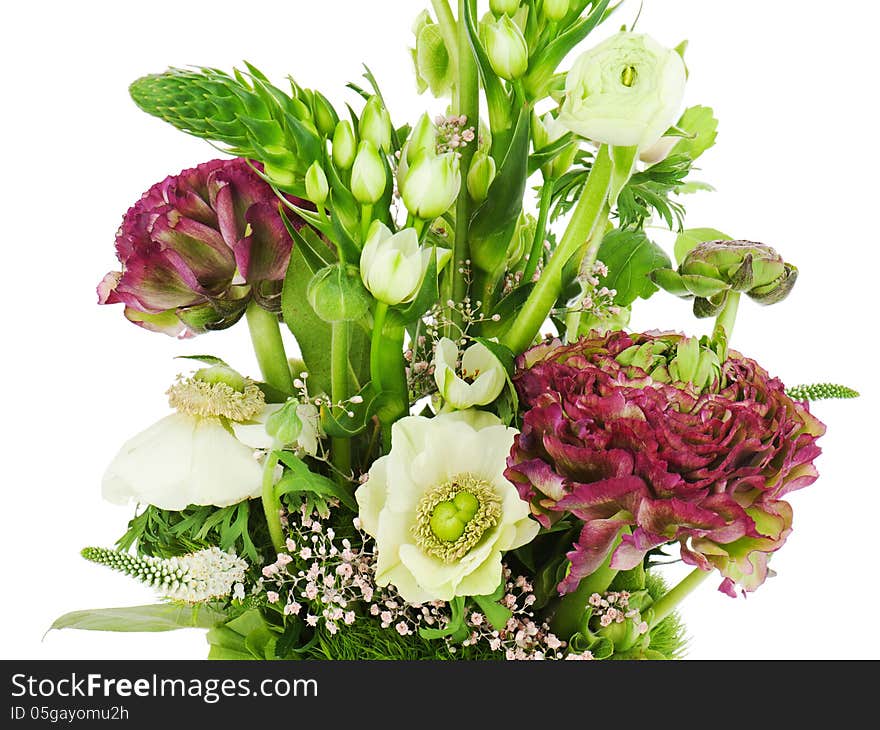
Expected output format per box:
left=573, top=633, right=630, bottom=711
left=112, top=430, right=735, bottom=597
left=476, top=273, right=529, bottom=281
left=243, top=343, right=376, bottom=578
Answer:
left=98, top=158, right=303, bottom=337
left=505, top=331, right=826, bottom=597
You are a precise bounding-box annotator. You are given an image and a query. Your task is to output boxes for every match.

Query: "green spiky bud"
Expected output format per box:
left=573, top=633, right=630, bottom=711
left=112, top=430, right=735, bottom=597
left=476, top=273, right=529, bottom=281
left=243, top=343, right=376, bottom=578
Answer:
left=785, top=383, right=860, bottom=401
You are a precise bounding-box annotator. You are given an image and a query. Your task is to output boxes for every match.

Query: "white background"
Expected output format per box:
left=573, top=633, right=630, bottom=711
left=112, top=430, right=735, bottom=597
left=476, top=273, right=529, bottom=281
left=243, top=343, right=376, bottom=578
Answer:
left=2, top=0, right=877, bottom=660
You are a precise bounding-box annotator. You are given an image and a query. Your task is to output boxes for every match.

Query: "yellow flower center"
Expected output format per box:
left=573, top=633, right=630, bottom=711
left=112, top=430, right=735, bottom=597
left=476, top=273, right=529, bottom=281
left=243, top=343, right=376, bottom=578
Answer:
left=620, top=64, right=637, bottom=87
left=167, top=367, right=265, bottom=422
left=413, top=474, right=501, bottom=563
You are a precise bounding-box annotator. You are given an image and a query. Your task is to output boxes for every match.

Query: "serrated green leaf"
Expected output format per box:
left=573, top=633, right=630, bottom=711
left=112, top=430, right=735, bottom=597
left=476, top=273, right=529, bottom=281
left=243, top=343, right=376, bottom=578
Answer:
left=597, top=229, right=671, bottom=306
left=672, top=105, right=719, bottom=162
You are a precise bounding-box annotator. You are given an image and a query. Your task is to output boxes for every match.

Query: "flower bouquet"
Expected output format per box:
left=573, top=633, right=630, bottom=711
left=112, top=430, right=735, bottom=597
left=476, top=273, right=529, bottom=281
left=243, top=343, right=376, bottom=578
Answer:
left=54, top=0, right=858, bottom=661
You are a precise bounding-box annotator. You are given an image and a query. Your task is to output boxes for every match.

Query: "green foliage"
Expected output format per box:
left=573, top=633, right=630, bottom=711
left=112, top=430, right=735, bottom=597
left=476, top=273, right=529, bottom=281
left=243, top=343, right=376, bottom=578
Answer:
left=115, top=502, right=266, bottom=564
left=786, top=383, right=860, bottom=401
left=673, top=227, right=730, bottom=265
left=617, top=153, right=693, bottom=230
left=597, top=228, right=671, bottom=307
left=50, top=604, right=225, bottom=634
left=672, top=105, right=719, bottom=162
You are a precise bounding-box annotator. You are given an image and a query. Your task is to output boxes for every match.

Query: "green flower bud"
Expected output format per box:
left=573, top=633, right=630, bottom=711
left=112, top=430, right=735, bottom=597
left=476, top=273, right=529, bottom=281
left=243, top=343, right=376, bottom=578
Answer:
left=466, top=150, right=496, bottom=203
left=399, top=113, right=437, bottom=187
left=351, top=140, right=387, bottom=205
left=542, top=0, right=569, bottom=22
left=305, top=161, right=329, bottom=205
left=652, top=240, right=798, bottom=308
left=400, top=150, right=461, bottom=219
left=490, top=0, right=520, bottom=16
left=482, top=15, right=529, bottom=81
left=307, top=263, right=372, bottom=323
left=332, top=120, right=357, bottom=170
left=360, top=96, right=393, bottom=153
left=311, top=91, right=339, bottom=138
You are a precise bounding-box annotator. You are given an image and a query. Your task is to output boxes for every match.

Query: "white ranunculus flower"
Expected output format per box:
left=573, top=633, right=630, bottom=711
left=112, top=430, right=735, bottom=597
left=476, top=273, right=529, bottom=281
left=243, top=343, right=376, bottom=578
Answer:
left=356, top=410, right=539, bottom=603
left=433, top=337, right=506, bottom=410
left=102, top=370, right=277, bottom=511
left=559, top=32, right=686, bottom=150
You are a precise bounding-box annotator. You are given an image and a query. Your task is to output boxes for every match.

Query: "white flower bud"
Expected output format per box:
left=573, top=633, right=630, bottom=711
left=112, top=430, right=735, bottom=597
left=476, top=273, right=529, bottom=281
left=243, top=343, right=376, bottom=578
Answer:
left=433, top=338, right=506, bottom=410
left=482, top=15, right=529, bottom=81
left=490, top=0, right=520, bottom=17
left=466, top=151, right=496, bottom=203
left=542, top=0, right=569, bottom=22
left=350, top=140, right=387, bottom=204
left=400, top=150, right=461, bottom=220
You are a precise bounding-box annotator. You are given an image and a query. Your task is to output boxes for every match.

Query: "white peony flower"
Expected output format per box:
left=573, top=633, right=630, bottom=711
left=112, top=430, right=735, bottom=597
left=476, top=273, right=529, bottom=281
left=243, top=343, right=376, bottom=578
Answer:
left=356, top=410, right=539, bottom=603
left=433, top=337, right=506, bottom=410
left=102, top=369, right=277, bottom=511
left=558, top=32, right=686, bottom=150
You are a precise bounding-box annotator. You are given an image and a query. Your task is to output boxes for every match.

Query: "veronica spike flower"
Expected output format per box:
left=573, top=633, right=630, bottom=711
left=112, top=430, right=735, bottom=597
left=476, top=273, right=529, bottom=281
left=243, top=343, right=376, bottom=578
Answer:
left=82, top=547, right=248, bottom=603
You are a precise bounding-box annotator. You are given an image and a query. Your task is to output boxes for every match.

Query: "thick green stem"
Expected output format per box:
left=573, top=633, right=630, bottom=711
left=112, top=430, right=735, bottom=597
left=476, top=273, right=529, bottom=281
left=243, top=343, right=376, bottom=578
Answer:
left=245, top=301, right=294, bottom=394
left=261, top=450, right=285, bottom=552
left=712, top=291, right=741, bottom=360
left=431, top=0, right=459, bottom=72
left=521, top=175, right=555, bottom=284
left=501, top=145, right=613, bottom=354
left=649, top=568, right=711, bottom=629
left=442, top=0, right=479, bottom=338
left=330, top=321, right=352, bottom=482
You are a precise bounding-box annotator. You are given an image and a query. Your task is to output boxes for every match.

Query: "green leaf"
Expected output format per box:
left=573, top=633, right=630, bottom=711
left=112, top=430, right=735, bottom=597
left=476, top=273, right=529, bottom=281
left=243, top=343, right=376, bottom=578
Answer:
left=49, top=604, right=225, bottom=634
left=673, top=227, right=730, bottom=265
left=672, top=105, right=719, bottom=162
left=274, top=452, right=357, bottom=512
left=281, top=232, right=333, bottom=398
left=472, top=594, right=513, bottom=633
left=528, top=131, right=576, bottom=176
left=597, top=228, right=672, bottom=307
left=174, top=354, right=229, bottom=367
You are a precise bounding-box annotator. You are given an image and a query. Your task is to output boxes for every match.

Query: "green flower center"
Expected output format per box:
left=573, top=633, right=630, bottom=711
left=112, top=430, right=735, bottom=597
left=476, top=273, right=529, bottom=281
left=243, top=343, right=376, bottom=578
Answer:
left=620, top=65, right=637, bottom=87
left=414, top=474, right=502, bottom=564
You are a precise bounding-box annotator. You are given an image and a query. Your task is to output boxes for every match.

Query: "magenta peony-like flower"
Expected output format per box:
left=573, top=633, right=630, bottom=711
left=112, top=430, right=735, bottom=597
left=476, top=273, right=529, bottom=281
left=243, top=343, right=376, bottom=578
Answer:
left=98, top=158, right=303, bottom=337
left=505, top=331, right=826, bottom=597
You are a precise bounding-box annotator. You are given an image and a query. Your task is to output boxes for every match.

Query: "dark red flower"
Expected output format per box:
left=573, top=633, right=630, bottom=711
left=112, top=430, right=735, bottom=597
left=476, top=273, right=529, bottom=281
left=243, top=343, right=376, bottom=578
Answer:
left=99, top=158, right=304, bottom=337
left=505, top=331, right=825, bottom=596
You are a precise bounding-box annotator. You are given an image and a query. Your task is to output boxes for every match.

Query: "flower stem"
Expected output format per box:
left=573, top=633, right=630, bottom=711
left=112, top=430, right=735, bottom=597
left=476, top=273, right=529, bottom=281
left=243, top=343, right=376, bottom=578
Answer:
left=261, top=450, right=285, bottom=552
left=649, top=568, right=711, bottom=629
left=360, top=204, right=374, bottom=245
left=245, top=300, right=294, bottom=394
left=501, top=145, right=613, bottom=354
left=563, top=206, right=610, bottom=343
left=370, top=302, right=389, bottom=394
left=442, top=0, right=479, bottom=338
left=521, top=175, right=555, bottom=284
left=330, top=321, right=352, bottom=483
left=712, top=291, right=740, bottom=360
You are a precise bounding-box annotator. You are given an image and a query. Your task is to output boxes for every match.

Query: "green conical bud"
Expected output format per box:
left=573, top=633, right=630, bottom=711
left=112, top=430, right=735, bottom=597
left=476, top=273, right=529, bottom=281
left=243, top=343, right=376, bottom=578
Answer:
left=399, top=113, right=437, bottom=187
left=490, top=0, right=520, bottom=16
left=332, top=120, right=357, bottom=170
left=467, top=150, right=496, bottom=203
left=482, top=15, right=529, bottom=81
left=351, top=140, right=387, bottom=205
left=400, top=150, right=461, bottom=220
left=307, top=263, right=372, bottom=323
left=311, top=90, right=339, bottom=138
left=542, top=0, right=570, bottom=22
left=305, top=161, right=329, bottom=205
left=360, top=96, right=393, bottom=153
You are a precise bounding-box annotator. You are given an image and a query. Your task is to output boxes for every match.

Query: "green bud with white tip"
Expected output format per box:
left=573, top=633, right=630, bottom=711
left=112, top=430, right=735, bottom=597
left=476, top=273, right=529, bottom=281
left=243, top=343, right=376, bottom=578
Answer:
left=332, top=120, right=357, bottom=170
left=467, top=150, right=496, bottom=203
left=351, top=140, right=387, bottom=205
left=305, top=161, right=329, bottom=205
left=360, top=96, right=393, bottom=153
left=482, top=15, right=529, bottom=81
left=490, top=0, right=520, bottom=16
left=400, top=150, right=461, bottom=220
left=311, top=91, right=339, bottom=138
left=542, top=0, right=570, bottom=22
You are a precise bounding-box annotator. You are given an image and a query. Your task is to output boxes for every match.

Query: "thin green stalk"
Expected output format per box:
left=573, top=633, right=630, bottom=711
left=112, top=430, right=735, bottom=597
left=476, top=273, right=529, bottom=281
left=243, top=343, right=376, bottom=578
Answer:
left=442, top=0, right=479, bottom=338
left=330, top=321, right=352, bottom=483
left=712, top=291, right=741, bottom=360
left=563, top=205, right=610, bottom=342
left=261, top=450, right=285, bottom=552
left=649, top=568, right=710, bottom=629
left=501, top=145, right=613, bottom=354
left=245, top=300, right=294, bottom=394
left=521, top=176, right=556, bottom=283
left=360, top=204, right=374, bottom=245
left=370, top=302, right=389, bottom=393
